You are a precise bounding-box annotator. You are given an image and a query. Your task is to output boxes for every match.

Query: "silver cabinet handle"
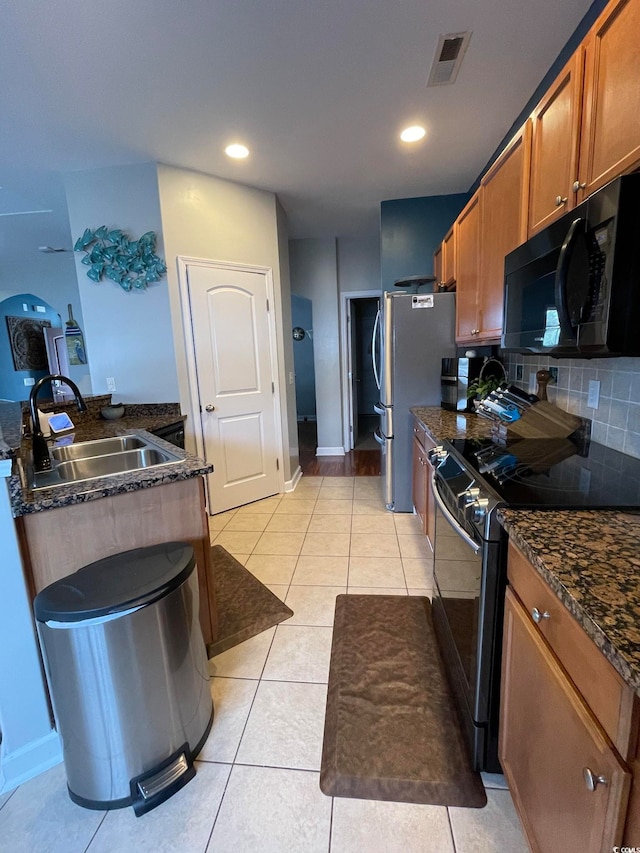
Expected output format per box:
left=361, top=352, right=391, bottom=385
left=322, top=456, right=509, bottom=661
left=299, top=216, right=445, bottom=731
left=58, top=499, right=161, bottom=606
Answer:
left=205, top=404, right=216, bottom=412
left=555, top=195, right=568, bottom=206
left=583, top=767, right=608, bottom=792
left=531, top=607, right=550, bottom=624
left=572, top=180, right=587, bottom=192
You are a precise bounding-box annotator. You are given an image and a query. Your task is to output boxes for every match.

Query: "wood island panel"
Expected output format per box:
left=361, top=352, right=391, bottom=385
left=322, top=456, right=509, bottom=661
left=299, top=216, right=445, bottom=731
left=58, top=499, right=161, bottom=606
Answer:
left=18, top=477, right=217, bottom=646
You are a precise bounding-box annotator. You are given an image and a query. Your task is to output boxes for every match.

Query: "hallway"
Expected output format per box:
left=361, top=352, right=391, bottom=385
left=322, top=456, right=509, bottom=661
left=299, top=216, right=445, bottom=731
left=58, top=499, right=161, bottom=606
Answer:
left=297, top=421, right=380, bottom=477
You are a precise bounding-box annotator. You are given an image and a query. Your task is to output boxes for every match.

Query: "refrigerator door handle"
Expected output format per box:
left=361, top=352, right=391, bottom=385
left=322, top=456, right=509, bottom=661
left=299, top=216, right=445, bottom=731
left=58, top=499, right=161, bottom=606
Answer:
left=372, top=307, right=381, bottom=391
left=373, top=403, right=385, bottom=416
left=373, top=428, right=385, bottom=447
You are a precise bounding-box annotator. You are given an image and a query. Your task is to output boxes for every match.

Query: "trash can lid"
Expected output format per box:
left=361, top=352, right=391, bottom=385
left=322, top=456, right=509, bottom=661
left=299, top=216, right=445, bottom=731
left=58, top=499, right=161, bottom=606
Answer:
left=34, top=541, right=196, bottom=623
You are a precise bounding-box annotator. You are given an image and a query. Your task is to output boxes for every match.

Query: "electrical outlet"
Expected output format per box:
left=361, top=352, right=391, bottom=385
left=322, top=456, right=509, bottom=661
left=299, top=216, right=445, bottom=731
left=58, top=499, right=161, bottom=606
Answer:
left=528, top=372, right=537, bottom=394
left=548, top=367, right=558, bottom=383
left=515, top=365, right=523, bottom=381
left=587, top=379, right=600, bottom=409
left=106, top=377, right=116, bottom=393
left=23, top=377, right=35, bottom=386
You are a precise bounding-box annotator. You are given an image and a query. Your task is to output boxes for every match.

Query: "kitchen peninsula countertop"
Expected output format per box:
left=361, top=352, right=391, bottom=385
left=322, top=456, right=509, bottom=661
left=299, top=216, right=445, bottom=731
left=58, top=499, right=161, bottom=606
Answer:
left=411, top=405, right=640, bottom=698
left=6, top=396, right=212, bottom=517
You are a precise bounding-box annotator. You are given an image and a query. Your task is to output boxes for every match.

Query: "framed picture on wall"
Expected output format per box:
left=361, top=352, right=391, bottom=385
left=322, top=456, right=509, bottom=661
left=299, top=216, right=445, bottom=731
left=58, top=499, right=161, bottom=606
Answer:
left=5, top=316, right=51, bottom=371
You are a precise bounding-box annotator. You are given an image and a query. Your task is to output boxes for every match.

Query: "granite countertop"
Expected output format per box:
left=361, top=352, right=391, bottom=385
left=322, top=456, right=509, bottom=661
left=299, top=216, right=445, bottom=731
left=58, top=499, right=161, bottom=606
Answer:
left=412, top=406, right=640, bottom=697
left=498, top=509, right=640, bottom=696
left=410, top=406, right=494, bottom=442
left=6, top=396, right=212, bottom=517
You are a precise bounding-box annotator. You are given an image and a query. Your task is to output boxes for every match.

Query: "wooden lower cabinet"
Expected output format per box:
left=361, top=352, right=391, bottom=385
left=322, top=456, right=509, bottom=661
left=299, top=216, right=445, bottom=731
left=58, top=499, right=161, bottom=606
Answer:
left=500, top=586, right=631, bottom=852
left=411, top=417, right=436, bottom=547
left=18, top=477, right=217, bottom=647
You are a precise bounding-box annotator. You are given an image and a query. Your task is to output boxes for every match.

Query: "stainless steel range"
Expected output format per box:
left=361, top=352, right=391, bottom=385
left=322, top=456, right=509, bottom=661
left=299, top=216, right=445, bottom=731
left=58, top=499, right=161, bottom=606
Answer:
left=428, top=435, right=640, bottom=773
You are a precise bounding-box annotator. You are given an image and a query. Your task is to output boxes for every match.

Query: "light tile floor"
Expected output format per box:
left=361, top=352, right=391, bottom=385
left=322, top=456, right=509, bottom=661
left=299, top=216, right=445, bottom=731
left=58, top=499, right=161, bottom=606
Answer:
left=0, top=476, right=527, bottom=852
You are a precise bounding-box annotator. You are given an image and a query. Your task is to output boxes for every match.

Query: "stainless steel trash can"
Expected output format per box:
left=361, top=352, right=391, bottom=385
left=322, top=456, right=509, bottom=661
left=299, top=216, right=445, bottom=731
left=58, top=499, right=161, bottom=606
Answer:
left=34, top=541, right=213, bottom=816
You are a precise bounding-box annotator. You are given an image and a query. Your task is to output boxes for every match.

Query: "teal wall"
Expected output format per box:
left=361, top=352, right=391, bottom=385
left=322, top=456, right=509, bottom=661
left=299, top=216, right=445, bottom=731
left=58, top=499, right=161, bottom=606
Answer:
left=0, top=294, right=62, bottom=402
left=380, top=194, right=469, bottom=292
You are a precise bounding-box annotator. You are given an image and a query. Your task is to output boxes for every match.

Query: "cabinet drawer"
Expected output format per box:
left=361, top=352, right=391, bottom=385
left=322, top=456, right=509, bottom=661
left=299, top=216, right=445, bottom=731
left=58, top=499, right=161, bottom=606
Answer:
left=508, top=541, right=636, bottom=757
left=411, top=416, right=435, bottom=453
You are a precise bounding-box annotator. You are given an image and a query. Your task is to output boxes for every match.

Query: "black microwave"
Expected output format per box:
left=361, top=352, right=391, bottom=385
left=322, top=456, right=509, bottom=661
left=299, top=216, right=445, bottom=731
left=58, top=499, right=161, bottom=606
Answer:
left=502, top=174, right=640, bottom=357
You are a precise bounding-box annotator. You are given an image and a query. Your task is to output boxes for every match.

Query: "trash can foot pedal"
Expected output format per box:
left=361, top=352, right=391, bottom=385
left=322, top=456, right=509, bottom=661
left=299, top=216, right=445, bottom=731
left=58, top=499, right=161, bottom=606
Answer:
left=130, top=743, right=195, bottom=816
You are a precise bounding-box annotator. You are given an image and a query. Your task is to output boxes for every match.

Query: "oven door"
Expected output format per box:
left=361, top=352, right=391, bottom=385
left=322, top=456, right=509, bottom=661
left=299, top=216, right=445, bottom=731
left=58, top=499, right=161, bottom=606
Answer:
left=431, top=474, right=482, bottom=704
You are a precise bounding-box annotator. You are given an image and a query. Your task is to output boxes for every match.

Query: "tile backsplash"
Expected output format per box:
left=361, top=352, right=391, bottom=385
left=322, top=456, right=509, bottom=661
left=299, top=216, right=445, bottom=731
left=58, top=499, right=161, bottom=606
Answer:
left=503, top=353, right=640, bottom=460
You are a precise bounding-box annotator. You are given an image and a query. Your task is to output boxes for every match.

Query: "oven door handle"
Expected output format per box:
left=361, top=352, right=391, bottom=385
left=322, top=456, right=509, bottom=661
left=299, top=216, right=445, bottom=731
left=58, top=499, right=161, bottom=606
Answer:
left=431, top=474, right=481, bottom=554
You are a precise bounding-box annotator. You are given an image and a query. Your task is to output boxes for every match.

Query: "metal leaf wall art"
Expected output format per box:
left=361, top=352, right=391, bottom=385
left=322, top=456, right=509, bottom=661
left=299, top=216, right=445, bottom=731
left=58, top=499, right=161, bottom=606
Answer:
left=74, top=226, right=167, bottom=292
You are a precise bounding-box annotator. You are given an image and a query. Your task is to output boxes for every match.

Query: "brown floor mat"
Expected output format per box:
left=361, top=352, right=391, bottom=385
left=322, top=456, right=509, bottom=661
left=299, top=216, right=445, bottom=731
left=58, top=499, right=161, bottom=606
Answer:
left=320, top=594, right=487, bottom=807
left=208, top=545, right=293, bottom=658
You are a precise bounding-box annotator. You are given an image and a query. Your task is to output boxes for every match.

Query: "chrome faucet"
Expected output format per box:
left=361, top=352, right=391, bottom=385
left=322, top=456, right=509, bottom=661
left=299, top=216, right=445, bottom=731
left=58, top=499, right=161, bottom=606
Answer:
left=29, top=374, right=87, bottom=472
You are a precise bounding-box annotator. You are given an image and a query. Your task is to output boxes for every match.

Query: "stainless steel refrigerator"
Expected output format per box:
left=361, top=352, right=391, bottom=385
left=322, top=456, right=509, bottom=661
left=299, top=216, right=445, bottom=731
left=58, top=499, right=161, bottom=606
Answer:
left=372, top=290, right=456, bottom=511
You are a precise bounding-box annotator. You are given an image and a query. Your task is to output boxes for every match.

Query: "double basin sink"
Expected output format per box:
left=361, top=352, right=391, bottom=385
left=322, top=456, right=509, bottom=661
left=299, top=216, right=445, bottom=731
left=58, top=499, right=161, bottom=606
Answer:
left=29, top=434, right=182, bottom=491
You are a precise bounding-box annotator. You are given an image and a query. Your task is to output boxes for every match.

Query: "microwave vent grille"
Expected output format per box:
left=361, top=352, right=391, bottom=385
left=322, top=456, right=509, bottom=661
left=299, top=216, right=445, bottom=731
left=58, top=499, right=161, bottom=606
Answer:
left=427, top=32, right=472, bottom=87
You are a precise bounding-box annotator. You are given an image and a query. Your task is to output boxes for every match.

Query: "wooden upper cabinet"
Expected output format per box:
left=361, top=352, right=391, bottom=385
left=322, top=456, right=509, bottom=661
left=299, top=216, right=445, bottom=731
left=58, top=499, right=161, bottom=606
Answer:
left=433, top=243, right=443, bottom=288
left=454, top=192, right=481, bottom=341
left=480, top=121, right=532, bottom=339
left=528, top=52, right=584, bottom=236
left=578, top=0, right=640, bottom=200
left=442, top=227, right=455, bottom=285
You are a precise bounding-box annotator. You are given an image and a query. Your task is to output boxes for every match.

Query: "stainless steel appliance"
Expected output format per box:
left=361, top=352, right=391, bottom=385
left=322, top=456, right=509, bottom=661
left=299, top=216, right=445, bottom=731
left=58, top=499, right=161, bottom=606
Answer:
left=440, top=357, right=484, bottom=412
left=372, top=290, right=455, bottom=511
left=502, top=173, right=640, bottom=357
left=35, top=542, right=213, bottom=815
left=429, top=436, right=640, bottom=772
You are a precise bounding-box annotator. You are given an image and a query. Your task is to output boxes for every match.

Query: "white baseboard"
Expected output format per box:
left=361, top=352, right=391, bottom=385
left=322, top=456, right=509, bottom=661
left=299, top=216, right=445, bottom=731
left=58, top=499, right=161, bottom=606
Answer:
left=316, top=446, right=345, bottom=457
left=284, top=465, right=302, bottom=492
left=0, top=729, right=62, bottom=795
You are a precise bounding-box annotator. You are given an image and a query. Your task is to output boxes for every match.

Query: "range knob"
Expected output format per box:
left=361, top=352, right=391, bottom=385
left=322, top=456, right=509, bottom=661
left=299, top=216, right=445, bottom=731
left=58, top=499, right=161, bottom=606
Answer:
left=467, top=497, right=490, bottom=524
left=458, top=486, right=480, bottom=510
left=427, top=446, right=448, bottom=466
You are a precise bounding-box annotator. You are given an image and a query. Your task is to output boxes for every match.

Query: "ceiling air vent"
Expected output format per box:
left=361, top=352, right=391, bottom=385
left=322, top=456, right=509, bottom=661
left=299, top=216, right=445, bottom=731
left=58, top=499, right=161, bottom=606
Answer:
left=427, top=31, right=472, bottom=87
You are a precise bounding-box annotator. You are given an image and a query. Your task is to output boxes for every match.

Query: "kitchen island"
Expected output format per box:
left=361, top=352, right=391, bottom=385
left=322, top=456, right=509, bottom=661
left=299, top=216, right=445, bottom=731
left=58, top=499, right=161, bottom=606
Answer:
left=2, top=397, right=217, bottom=647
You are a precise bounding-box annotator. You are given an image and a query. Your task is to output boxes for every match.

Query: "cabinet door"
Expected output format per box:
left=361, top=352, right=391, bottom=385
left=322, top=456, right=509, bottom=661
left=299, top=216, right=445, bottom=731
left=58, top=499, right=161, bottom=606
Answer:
left=528, top=52, right=584, bottom=235
left=433, top=244, right=443, bottom=289
left=579, top=0, right=640, bottom=200
left=412, top=436, right=428, bottom=535
left=480, top=121, right=531, bottom=340
left=442, top=227, right=455, bottom=285
left=500, top=588, right=631, bottom=853
left=455, top=193, right=481, bottom=342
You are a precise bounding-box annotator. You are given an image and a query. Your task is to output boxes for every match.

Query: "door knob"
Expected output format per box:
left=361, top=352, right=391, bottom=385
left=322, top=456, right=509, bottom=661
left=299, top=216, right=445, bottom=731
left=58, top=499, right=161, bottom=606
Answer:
left=205, top=404, right=216, bottom=412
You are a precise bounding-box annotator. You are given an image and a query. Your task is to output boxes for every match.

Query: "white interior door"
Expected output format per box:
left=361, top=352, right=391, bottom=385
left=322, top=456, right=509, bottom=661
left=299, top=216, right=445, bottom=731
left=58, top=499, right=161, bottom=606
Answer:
left=185, top=260, right=282, bottom=514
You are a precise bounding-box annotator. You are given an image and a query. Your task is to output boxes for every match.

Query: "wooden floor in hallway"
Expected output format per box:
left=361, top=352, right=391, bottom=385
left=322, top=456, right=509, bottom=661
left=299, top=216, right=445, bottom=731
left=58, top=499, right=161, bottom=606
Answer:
left=298, top=421, right=380, bottom=477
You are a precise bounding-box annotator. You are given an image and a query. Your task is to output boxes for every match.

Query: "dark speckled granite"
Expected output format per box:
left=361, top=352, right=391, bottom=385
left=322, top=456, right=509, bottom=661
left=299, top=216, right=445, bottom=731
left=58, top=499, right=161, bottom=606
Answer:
left=410, top=406, right=494, bottom=443
left=498, top=508, right=640, bottom=696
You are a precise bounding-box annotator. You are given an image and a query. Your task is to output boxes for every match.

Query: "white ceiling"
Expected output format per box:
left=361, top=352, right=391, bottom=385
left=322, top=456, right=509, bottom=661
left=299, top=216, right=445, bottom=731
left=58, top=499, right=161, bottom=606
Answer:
left=0, top=0, right=593, bottom=255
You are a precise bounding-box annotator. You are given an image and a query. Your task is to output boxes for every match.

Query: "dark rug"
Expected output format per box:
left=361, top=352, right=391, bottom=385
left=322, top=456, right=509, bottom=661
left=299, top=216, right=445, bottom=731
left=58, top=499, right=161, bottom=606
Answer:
left=208, top=545, right=293, bottom=658
left=320, top=594, right=487, bottom=807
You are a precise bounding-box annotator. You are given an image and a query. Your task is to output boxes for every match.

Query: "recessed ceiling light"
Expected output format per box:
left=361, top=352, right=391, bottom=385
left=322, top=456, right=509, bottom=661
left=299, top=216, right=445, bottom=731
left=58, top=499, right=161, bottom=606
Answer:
left=400, top=125, right=426, bottom=143
left=225, top=143, right=249, bottom=159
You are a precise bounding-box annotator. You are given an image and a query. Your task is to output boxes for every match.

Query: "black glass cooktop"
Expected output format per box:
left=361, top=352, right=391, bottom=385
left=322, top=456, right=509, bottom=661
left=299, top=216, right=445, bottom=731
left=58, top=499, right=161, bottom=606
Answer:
left=448, top=437, right=640, bottom=510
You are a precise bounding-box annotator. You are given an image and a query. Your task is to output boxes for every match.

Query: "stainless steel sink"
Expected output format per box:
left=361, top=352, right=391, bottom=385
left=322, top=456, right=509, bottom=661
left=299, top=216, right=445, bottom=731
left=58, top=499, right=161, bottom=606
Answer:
left=51, top=435, right=145, bottom=462
left=29, top=435, right=182, bottom=490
